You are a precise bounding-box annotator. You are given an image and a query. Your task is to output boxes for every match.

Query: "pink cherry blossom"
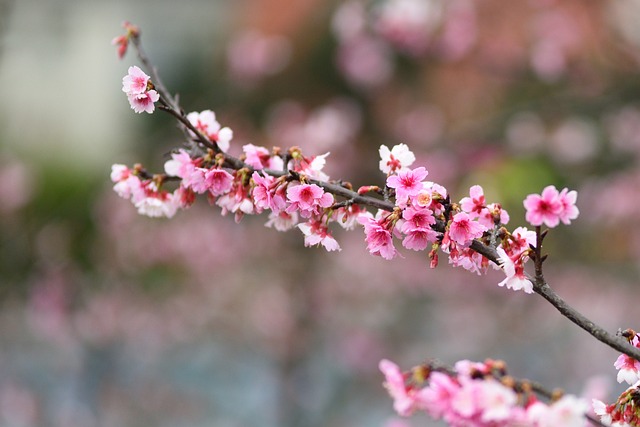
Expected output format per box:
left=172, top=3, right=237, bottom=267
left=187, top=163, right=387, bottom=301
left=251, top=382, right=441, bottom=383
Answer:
left=478, top=202, right=510, bottom=228
left=509, top=226, right=537, bottom=254
left=448, top=247, right=486, bottom=275
left=523, top=185, right=563, bottom=227
left=387, top=166, right=429, bottom=206
left=402, top=228, right=438, bottom=251
left=204, top=168, right=234, bottom=196
left=401, top=205, right=435, bottom=231
left=448, top=212, right=487, bottom=247
left=176, top=167, right=206, bottom=194
left=127, top=90, right=159, bottom=114
left=459, top=185, right=486, bottom=218
left=292, top=152, right=331, bottom=181
left=216, top=184, right=254, bottom=223
left=558, top=187, right=579, bottom=225
left=298, top=219, right=341, bottom=251
left=334, top=203, right=365, bottom=230
left=251, top=172, right=286, bottom=213
left=112, top=174, right=142, bottom=200
left=379, top=143, right=416, bottom=174
left=110, top=164, right=131, bottom=183
left=134, top=187, right=179, bottom=218
left=592, top=399, right=613, bottom=426
left=164, top=149, right=196, bottom=180
left=358, top=213, right=397, bottom=260
left=122, top=66, right=149, bottom=95
left=186, top=110, right=233, bottom=152
left=243, top=144, right=284, bottom=170
left=173, top=185, right=196, bottom=209
left=286, top=184, right=334, bottom=218
left=614, top=338, right=640, bottom=384
left=497, top=247, right=533, bottom=294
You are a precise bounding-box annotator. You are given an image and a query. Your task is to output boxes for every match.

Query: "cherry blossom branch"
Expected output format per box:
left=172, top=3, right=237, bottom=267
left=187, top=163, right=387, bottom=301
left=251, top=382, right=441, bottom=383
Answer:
left=123, top=28, right=640, bottom=366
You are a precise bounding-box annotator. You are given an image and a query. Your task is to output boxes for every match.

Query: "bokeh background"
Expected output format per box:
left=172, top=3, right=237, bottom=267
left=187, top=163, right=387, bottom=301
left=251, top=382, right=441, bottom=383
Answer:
left=2, top=0, right=640, bottom=426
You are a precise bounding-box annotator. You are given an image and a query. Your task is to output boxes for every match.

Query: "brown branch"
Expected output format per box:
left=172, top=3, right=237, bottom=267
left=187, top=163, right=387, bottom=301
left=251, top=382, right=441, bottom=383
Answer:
left=532, top=277, right=640, bottom=360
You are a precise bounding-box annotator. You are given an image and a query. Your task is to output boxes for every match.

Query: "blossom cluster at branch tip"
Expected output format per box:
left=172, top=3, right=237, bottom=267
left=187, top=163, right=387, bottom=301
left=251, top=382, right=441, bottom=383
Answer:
left=523, top=185, right=579, bottom=228
left=111, top=21, right=139, bottom=59
left=122, top=66, right=159, bottom=114
left=379, top=358, right=588, bottom=426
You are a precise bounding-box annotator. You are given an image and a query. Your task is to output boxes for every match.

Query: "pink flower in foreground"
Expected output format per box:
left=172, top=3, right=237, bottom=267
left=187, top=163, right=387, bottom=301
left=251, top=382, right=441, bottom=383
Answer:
left=164, top=149, right=196, bottom=180
left=459, top=185, right=486, bottom=218
left=298, top=219, right=341, bottom=251
left=127, top=90, right=159, bottom=114
left=292, top=152, right=331, bottom=181
left=122, top=66, right=159, bottom=114
left=509, top=226, right=537, bottom=254
left=358, top=213, right=397, bottom=260
left=110, top=164, right=130, bottom=183
left=122, top=66, right=149, bottom=95
left=204, top=168, right=234, bottom=196
left=134, top=185, right=179, bottom=218
left=387, top=166, right=428, bottom=206
left=448, top=212, right=487, bottom=246
left=286, top=184, right=334, bottom=218
left=523, top=185, right=563, bottom=227
left=478, top=202, right=510, bottom=228
left=251, top=172, right=286, bottom=213
left=379, top=143, right=415, bottom=174
left=243, top=144, right=283, bottom=170
left=216, top=184, right=254, bottom=223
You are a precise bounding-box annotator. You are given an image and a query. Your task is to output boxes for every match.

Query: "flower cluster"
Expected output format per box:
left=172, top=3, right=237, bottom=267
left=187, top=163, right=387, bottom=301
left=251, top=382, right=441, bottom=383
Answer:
left=110, top=164, right=178, bottom=218
left=121, top=66, right=159, bottom=114
left=112, top=98, right=580, bottom=293
left=593, top=330, right=640, bottom=426
left=379, top=358, right=588, bottom=426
